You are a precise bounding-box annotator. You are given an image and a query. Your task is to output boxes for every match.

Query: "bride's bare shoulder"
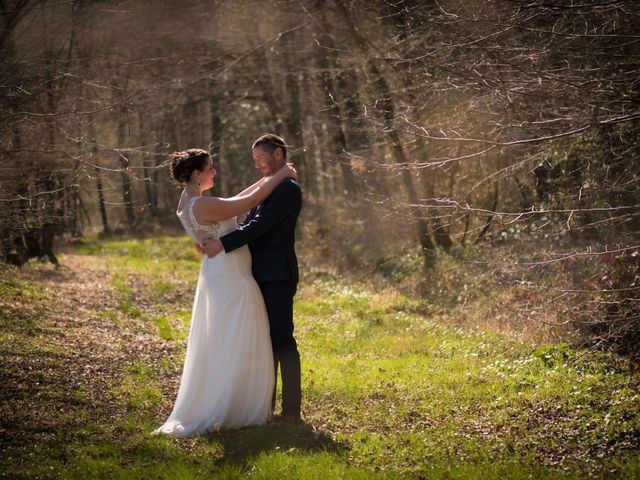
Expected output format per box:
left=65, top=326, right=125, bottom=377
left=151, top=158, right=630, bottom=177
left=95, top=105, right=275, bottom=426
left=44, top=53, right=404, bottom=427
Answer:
left=192, top=196, right=223, bottom=215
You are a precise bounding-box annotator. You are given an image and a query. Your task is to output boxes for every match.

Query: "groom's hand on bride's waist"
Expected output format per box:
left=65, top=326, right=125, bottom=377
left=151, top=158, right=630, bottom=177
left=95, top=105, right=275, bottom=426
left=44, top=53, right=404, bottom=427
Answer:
left=201, top=239, right=224, bottom=258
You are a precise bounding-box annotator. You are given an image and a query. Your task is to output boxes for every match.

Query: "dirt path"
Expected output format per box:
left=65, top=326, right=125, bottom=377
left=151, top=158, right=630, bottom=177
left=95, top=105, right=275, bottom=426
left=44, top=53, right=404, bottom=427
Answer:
left=0, top=254, right=178, bottom=452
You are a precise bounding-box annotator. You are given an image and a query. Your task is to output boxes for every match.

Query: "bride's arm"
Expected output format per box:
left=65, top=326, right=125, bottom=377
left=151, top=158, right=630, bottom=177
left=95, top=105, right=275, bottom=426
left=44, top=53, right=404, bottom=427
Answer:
left=226, top=178, right=267, bottom=223
left=233, top=177, right=267, bottom=198
left=193, top=166, right=296, bottom=222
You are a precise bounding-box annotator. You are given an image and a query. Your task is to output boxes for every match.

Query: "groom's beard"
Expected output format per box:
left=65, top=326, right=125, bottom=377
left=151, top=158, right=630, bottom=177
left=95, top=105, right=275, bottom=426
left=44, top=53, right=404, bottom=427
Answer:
left=265, top=160, right=285, bottom=176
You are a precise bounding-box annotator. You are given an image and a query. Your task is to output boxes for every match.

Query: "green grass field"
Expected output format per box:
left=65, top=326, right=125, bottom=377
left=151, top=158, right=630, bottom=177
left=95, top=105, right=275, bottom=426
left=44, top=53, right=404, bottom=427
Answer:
left=1, top=235, right=638, bottom=479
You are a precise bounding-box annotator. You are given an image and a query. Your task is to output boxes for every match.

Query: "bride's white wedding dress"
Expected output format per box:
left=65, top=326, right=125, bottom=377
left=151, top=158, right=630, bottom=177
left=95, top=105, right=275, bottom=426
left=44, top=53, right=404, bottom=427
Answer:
left=153, top=196, right=275, bottom=437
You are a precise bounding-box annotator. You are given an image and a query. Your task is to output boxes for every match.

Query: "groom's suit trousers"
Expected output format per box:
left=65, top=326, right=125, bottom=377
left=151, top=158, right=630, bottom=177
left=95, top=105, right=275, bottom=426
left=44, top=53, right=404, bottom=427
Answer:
left=259, top=281, right=301, bottom=417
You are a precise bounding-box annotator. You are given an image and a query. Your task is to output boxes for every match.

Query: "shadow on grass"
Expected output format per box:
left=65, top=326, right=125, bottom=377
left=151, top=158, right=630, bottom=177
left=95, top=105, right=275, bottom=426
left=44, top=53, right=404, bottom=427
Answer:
left=204, top=420, right=348, bottom=467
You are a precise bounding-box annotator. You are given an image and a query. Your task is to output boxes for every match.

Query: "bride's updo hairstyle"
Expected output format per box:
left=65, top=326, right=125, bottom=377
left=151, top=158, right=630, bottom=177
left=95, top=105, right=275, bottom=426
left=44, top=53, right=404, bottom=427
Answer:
left=169, top=148, right=210, bottom=187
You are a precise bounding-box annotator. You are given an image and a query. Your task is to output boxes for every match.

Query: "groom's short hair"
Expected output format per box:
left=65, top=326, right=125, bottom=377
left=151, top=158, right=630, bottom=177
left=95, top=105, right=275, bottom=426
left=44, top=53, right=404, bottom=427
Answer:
left=252, top=134, right=287, bottom=160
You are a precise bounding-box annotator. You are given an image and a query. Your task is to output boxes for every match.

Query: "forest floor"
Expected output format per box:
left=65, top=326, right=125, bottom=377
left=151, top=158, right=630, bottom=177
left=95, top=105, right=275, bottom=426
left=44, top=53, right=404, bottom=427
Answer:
left=1, top=235, right=639, bottom=479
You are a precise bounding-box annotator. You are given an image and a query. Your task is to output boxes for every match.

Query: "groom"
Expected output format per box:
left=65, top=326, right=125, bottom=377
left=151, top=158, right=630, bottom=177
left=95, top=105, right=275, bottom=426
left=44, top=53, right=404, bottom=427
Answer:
left=202, top=133, right=303, bottom=422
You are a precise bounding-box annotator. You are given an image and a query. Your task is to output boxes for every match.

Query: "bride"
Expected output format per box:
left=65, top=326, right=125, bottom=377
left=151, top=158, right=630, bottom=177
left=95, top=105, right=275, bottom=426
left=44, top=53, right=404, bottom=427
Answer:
left=153, top=148, right=296, bottom=437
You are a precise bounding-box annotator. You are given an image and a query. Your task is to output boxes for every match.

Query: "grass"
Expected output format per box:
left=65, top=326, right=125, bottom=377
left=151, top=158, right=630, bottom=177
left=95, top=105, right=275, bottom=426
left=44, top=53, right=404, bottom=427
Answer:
left=0, top=237, right=638, bottom=479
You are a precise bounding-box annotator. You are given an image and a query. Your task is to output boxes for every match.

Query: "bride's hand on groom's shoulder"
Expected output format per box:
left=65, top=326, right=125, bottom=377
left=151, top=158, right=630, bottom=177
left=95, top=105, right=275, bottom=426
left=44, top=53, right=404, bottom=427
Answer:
left=282, top=163, right=297, bottom=180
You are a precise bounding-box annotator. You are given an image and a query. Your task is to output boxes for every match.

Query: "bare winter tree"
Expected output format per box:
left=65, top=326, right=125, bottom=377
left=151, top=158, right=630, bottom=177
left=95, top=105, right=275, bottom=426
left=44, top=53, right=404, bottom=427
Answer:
left=1, top=0, right=638, bottom=353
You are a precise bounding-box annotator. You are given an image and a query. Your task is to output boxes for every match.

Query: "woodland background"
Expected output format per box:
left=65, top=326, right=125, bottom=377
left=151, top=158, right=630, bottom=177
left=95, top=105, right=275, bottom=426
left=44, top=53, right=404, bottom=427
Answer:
left=1, top=0, right=639, bottom=356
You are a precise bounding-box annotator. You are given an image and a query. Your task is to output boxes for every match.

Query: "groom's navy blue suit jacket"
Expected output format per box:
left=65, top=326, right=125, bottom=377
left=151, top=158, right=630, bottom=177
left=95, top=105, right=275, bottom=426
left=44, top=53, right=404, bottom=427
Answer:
left=219, top=178, right=302, bottom=284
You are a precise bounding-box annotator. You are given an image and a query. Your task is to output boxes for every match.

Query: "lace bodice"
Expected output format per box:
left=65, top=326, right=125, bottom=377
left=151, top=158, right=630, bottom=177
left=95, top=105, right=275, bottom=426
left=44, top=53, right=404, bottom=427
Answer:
left=177, top=196, right=237, bottom=245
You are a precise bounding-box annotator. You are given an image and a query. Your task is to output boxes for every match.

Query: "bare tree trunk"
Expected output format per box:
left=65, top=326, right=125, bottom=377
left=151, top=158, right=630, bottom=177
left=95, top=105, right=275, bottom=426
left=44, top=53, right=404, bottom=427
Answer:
left=162, top=110, right=180, bottom=212
left=281, top=33, right=308, bottom=180
left=315, top=29, right=357, bottom=196
left=208, top=78, right=225, bottom=197
left=117, top=106, right=135, bottom=227
left=256, top=46, right=284, bottom=132
left=430, top=146, right=454, bottom=253
left=142, top=152, right=158, bottom=217
left=95, top=162, right=110, bottom=235
left=474, top=184, right=499, bottom=245
left=298, top=68, right=319, bottom=199
left=139, top=112, right=158, bottom=217
left=39, top=16, right=61, bottom=264
left=334, top=0, right=435, bottom=267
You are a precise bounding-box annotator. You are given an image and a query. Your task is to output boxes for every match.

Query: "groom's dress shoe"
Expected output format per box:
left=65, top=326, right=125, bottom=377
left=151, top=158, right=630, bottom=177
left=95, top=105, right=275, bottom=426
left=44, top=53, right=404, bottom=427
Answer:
left=270, top=413, right=303, bottom=424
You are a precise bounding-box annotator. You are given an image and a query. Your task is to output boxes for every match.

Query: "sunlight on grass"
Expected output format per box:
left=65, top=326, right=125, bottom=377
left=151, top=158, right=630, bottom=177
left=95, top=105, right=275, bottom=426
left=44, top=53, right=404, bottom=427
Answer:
left=151, top=310, right=190, bottom=342
left=249, top=451, right=394, bottom=479
left=98, top=309, right=121, bottom=326
left=74, top=235, right=201, bottom=277
left=155, top=314, right=176, bottom=341
left=111, top=271, right=133, bottom=295
left=150, top=279, right=176, bottom=295
left=119, top=300, right=142, bottom=318
left=294, top=276, right=639, bottom=478
left=0, top=268, right=46, bottom=300
left=113, top=363, right=163, bottom=412
left=1, top=237, right=638, bottom=479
